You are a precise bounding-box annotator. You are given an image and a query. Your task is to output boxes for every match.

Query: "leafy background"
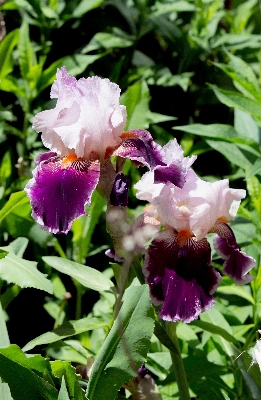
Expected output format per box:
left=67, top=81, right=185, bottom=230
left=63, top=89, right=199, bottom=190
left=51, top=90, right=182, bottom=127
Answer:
left=0, top=0, right=261, bottom=399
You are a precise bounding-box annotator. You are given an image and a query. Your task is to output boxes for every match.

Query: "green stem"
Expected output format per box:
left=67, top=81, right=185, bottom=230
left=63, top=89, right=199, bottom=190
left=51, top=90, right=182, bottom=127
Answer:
left=166, top=322, right=191, bottom=400
left=74, top=280, right=83, bottom=320
left=109, top=255, right=132, bottom=328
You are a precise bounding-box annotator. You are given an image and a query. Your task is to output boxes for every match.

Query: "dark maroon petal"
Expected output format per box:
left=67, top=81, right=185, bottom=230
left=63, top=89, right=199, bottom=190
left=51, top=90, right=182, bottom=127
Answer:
left=211, top=221, right=255, bottom=285
left=112, top=129, right=164, bottom=170
left=25, top=156, right=100, bottom=234
left=144, top=229, right=221, bottom=323
left=154, top=163, right=186, bottom=188
left=110, top=173, right=130, bottom=206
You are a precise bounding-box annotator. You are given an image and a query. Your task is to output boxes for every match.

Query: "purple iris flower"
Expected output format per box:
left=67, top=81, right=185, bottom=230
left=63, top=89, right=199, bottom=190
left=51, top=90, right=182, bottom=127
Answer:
left=25, top=68, right=192, bottom=234
left=135, top=153, right=256, bottom=323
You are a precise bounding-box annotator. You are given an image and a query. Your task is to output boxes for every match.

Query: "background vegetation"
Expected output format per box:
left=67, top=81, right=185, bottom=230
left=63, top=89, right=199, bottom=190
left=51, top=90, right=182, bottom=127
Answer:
left=0, top=0, right=261, bottom=399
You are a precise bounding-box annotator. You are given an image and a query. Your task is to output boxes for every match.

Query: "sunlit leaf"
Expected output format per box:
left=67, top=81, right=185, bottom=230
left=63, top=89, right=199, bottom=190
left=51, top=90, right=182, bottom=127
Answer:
left=86, top=284, right=155, bottom=400
left=23, top=317, right=106, bottom=352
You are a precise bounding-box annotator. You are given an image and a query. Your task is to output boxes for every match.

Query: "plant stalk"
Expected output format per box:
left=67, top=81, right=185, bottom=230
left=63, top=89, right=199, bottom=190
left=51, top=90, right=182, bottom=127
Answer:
left=166, top=322, right=191, bottom=400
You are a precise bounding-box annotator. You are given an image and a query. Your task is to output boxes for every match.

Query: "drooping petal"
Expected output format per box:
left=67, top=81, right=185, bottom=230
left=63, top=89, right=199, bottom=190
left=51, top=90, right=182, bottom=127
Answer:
left=110, top=173, right=130, bottom=206
left=211, top=221, right=255, bottom=285
left=144, top=229, right=221, bottom=323
left=25, top=153, right=100, bottom=234
left=112, top=130, right=164, bottom=170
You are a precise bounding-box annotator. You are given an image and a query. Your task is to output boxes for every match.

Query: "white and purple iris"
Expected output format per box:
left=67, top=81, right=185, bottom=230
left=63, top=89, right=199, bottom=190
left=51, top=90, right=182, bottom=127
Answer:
left=25, top=67, right=187, bottom=234
left=25, top=67, right=255, bottom=324
left=135, top=142, right=256, bottom=323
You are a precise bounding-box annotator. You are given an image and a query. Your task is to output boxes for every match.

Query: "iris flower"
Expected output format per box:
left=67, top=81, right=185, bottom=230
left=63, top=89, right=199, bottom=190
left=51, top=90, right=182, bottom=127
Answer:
left=25, top=68, right=190, bottom=234
left=135, top=142, right=256, bottom=323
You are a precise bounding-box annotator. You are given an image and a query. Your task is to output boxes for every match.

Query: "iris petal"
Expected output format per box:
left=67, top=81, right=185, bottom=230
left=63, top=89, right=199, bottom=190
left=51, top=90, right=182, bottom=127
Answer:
left=112, top=129, right=164, bottom=170
left=154, top=163, right=186, bottom=188
left=211, top=221, right=255, bottom=284
left=144, top=229, right=221, bottom=323
left=25, top=153, right=100, bottom=234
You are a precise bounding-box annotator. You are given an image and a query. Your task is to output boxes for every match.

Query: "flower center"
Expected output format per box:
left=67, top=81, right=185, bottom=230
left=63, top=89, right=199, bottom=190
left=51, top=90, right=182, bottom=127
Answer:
left=61, top=153, right=78, bottom=169
left=177, top=230, right=193, bottom=247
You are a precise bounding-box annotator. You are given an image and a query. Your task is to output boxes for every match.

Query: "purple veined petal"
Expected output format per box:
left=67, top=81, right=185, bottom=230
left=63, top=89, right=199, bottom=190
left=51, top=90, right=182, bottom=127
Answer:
left=110, top=172, right=130, bottom=206
left=144, top=229, right=221, bottom=323
left=25, top=153, right=100, bottom=234
left=112, top=129, right=164, bottom=170
left=211, top=221, right=255, bottom=285
left=154, top=163, right=187, bottom=188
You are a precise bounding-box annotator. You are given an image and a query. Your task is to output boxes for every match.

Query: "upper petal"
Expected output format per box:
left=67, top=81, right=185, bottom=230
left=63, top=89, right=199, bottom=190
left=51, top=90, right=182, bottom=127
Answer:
left=25, top=153, right=100, bottom=234
left=33, top=68, right=126, bottom=160
left=112, top=130, right=164, bottom=170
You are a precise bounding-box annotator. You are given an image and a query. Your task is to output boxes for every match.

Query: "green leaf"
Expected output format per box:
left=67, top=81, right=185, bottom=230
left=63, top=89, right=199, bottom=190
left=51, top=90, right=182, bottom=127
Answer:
left=0, top=252, right=53, bottom=294
left=18, top=21, right=35, bottom=79
left=217, top=285, right=255, bottom=304
left=86, top=284, right=155, bottom=400
left=90, top=32, right=133, bottom=49
left=51, top=360, right=85, bottom=400
left=174, top=123, right=238, bottom=139
left=0, top=377, right=13, bottom=400
left=206, top=140, right=252, bottom=168
left=0, top=29, right=19, bottom=81
left=72, top=0, right=104, bottom=18
left=43, top=256, right=114, bottom=292
left=0, top=345, right=58, bottom=400
left=0, top=237, right=29, bottom=257
left=211, top=85, right=261, bottom=120
left=57, top=376, right=70, bottom=400
left=0, top=191, right=29, bottom=223
left=246, top=159, right=261, bottom=178
left=120, top=80, right=152, bottom=130
left=154, top=321, right=178, bottom=354
left=191, top=320, right=239, bottom=346
left=37, top=54, right=105, bottom=93
left=0, top=301, right=10, bottom=348
left=151, top=0, right=196, bottom=16
left=72, top=190, right=106, bottom=263
left=235, top=109, right=260, bottom=144
left=23, top=317, right=106, bottom=352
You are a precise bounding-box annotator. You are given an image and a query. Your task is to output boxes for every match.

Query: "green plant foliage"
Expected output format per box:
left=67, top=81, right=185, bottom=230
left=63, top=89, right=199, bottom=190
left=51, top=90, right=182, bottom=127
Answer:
left=23, top=316, right=106, bottom=351
left=86, top=284, right=154, bottom=400
left=0, top=0, right=261, bottom=398
left=43, top=256, right=114, bottom=292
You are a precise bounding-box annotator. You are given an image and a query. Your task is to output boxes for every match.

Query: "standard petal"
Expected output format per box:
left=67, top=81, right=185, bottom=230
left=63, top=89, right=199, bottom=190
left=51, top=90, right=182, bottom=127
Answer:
left=144, top=229, right=221, bottom=323
left=25, top=154, right=100, bottom=234
left=154, top=163, right=186, bottom=188
left=112, top=130, right=164, bottom=170
left=211, top=221, right=255, bottom=285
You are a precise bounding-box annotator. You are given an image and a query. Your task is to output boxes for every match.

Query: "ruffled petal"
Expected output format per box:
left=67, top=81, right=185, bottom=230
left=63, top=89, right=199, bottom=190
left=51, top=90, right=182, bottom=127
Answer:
left=25, top=153, right=100, bottom=234
left=112, top=130, right=164, bottom=170
left=144, top=229, right=221, bottom=323
left=211, top=221, right=255, bottom=285
left=33, top=67, right=126, bottom=160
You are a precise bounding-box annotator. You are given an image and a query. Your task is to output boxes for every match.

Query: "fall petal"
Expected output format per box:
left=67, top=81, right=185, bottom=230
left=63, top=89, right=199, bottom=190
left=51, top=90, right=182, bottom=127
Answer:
left=25, top=153, right=100, bottom=234
left=144, top=229, right=221, bottom=323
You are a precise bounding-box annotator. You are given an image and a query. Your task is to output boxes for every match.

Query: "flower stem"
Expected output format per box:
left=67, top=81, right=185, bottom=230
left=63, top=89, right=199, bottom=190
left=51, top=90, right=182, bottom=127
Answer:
left=110, top=255, right=132, bottom=327
left=166, top=322, right=191, bottom=400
